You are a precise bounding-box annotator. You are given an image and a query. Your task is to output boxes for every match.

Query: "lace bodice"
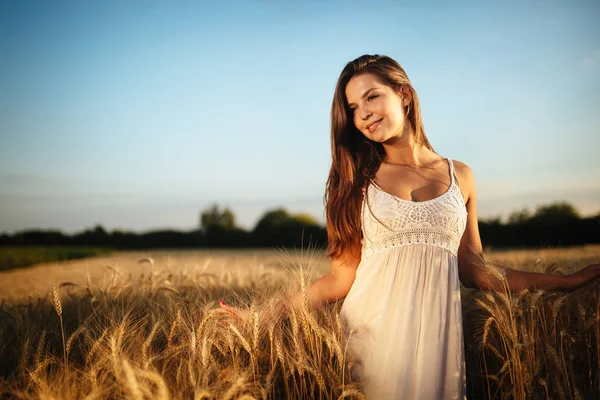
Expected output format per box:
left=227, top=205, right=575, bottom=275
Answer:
left=361, top=157, right=468, bottom=258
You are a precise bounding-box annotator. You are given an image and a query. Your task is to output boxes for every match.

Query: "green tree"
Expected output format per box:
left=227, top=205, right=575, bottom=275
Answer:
left=291, top=212, right=320, bottom=226
left=507, top=207, right=531, bottom=225
left=252, top=208, right=325, bottom=247
left=199, top=204, right=236, bottom=232
left=530, top=201, right=580, bottom=225
left=253, top=209, right=322, bottom=232
left=253, top=208, right=291, bottom=232
left=92, top=224, right=108, bottom=236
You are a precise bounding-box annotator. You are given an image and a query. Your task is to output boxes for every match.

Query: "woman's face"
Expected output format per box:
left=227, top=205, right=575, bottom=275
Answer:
left=345, top=73, right=408, bottom=143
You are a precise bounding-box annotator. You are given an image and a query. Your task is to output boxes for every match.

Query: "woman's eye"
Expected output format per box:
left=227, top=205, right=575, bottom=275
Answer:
left=367, top=95, right=378, bottom=101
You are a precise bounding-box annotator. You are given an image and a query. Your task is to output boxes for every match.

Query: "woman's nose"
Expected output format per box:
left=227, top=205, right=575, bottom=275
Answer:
left=359, top=107, right=372, bottom=120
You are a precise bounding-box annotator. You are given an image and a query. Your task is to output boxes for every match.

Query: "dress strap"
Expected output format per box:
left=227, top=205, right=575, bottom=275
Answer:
left=447, top=157, right=458, bottom=188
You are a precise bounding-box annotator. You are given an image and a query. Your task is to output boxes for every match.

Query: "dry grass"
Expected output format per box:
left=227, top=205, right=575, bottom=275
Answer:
left=0, top=245, right=598, bottom=399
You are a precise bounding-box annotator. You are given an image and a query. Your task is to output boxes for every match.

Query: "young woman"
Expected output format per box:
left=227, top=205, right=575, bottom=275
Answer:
left=219, top=54, right=600, bottom=399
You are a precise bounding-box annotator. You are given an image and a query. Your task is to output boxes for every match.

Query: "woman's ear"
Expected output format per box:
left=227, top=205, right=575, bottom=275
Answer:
left=397, top=86, right=412, bottom=107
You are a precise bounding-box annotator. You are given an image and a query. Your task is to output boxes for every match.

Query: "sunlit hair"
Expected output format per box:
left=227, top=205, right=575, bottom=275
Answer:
left=324, top=54, right=436, bottom=261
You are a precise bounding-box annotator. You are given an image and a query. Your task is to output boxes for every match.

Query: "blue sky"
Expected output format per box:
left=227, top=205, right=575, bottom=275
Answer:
left=1, top=0, right=598, bottom=234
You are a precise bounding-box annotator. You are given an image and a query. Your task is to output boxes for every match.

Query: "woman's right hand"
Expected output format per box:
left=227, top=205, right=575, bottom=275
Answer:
left=216, top=300, right=251, bottom=324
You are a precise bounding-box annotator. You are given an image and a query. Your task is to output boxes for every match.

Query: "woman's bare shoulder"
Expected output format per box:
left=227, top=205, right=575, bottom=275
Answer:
left=450, top=159, right=476, bottom=201
left=451, top=159, right=472, bottom=174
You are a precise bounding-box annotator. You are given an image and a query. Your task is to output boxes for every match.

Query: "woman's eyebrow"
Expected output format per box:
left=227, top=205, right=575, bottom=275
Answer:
left=347, top=88, right=379, bottom=106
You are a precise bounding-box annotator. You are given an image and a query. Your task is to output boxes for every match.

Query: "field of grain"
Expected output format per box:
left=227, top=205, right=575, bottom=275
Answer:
left=0, top=245, right=598, bottom=399
left=0, top=247, right=112, bottom=272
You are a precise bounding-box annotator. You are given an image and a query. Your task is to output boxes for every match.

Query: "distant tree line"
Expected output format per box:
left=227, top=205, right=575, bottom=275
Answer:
left=478, top=202, right=599, bottom=249
left=0, top=202, right=598, bottom=250
left=0, top=204, right=327, bottom=250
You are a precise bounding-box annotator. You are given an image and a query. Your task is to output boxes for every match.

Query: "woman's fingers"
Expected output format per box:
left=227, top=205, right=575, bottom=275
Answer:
left=215, top=307, right=237, bottom=326
left=219, top=301, right=239, bottom=317
left=217, top=300, right=249, bottom=322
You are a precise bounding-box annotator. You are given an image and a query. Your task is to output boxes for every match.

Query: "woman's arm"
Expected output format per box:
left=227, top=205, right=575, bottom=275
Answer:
left=219, top=244, right=361, bottom=321
left=459, top=247, right=582, bottom=292
left=285, top=246, right=361, bottom=311
left=455, top=161, right=600, bottom=292
left=460, top=247, right=599, bottom=292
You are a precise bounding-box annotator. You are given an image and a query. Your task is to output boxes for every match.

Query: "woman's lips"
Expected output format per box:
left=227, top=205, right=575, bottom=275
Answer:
left=367, top=119, right=383, bottom=133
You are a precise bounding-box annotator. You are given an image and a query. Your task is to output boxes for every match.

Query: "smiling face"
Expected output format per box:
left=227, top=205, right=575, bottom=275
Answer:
left=345, top=73, right=411, bottom=143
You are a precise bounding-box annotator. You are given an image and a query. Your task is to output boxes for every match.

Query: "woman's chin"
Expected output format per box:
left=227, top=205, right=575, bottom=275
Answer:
left=360, top=129, right=381, bottom=141
left=368, top=132, right=391, bottom=143
left=362, top=128, right=397, bottom=143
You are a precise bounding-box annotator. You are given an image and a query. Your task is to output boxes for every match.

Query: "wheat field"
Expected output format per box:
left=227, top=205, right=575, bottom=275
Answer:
left=0, top=245, right=598, bottom=399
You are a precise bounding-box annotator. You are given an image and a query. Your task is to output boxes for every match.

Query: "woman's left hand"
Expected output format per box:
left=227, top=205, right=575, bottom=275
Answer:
left=566, top=263, right=600, bottom=292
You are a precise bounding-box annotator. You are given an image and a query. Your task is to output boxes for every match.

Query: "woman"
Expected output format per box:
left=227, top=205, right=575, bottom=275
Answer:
left=219, top=54, right=600, bottom=399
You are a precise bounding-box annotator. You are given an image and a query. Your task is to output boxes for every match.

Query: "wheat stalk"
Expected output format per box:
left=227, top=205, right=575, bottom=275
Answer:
left=121, top=359, right=143, bottom=400
left=289, top=309, right=301, bottom=359
left=51, top=285, right=67, bottom=369
left=86, top=328, right=108, bottom=365
left=337, top=388, right=367, bottom=399
left=251, top=310, right=260, bottom=358
left=18, top=337, right=31, bottom=373
left=222, top=374, right=247, bottom=400
left=229, top=324, right=254, bottom=365
left=481, top=316, right=495, bottom=346
left=136, top=368, right=170, bottom=400
left=274, top=336, right=285, bottom=366
left=201, top=336, right=210, bottom=368
left=194, top=389, right=212, bottom=399
left=65, top=326, right=87, bottom=358
left=168, top=309, right=182, bottom=344
left=484, top=342, right=506, bottom=362
left=110, top=333, right=121, bottom=375
left=188, top=327, right=198, bottom=387
left=142, top=322, right=159, bottom=369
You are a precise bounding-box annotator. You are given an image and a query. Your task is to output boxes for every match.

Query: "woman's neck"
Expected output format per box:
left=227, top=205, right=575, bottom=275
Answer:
left=382, top=133, right=433, bottom=168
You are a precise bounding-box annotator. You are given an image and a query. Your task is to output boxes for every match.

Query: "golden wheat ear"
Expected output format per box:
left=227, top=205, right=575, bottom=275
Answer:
left=51, top=285, right=67, bottom=369
left=463, top=245, right=508, bottom=284
left=51, top=286, right=62, bottom=317
left=137, top=257, right=155, bottom=265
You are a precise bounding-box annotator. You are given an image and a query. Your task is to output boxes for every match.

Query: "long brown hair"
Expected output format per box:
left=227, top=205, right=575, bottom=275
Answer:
left=324, top=54, right=435, bottom=261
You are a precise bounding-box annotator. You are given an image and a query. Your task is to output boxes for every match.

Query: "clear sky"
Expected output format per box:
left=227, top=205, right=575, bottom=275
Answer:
left=1, top=0, right=599, bottom=234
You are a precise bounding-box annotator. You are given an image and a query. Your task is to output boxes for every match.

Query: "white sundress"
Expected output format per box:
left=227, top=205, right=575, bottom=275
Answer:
left=340, top=157, right=468, bottom=399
